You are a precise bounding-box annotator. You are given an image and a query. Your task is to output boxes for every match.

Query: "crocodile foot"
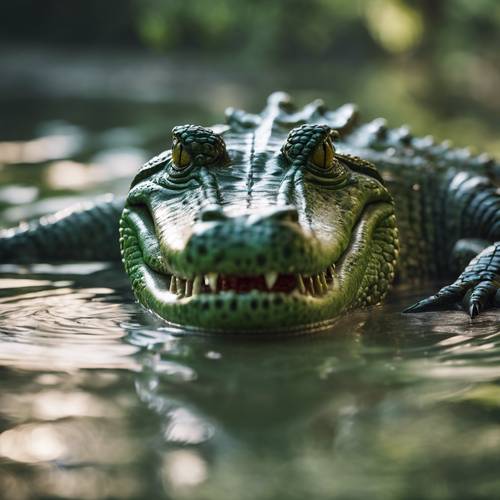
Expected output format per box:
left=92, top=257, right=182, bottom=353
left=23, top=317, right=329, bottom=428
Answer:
left=404, top=243, right=500, bottom=318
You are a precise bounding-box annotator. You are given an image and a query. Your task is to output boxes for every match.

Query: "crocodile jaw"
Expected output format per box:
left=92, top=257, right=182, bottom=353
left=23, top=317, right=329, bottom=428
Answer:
left=120, top=202, right=397, bottom=334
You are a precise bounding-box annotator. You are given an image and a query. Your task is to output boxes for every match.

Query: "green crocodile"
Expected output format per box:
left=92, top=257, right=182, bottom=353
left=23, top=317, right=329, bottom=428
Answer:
left=1, top=93, right=499, bottom=333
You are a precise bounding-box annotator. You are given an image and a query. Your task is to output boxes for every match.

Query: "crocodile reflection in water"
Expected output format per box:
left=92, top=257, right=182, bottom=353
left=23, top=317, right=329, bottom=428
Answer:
left=1, top=265, right=500, bottom=497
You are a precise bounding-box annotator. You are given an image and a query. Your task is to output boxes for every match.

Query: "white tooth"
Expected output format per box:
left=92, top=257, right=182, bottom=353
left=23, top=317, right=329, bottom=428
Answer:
left=307, top=277, right=315, bottom=295
left=207, top=273, right=218, bottom=292
left=265, top=272, right=278, bottom=290
left=193, top=276, right=202, bottom=295
left=169, top=276, right=177, bottom=293
left=185, top=280, right=193, bottom=297
left=327, top=265, right=336, bottom=280
left=331, top=264, right=337, bottom=281
left=320, top=272, right=328, bottom=289
left=314, top=275, right=323, bottom=295
left=176, top=277, right=185, bottom=297
left=297, top=274, right=306, bottom=294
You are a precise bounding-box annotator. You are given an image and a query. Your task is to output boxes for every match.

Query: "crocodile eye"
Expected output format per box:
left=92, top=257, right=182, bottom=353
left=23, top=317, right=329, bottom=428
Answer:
left=170, top=124, right=229, bottom=169
left=310, top=138, right=335, bottom=169
left=172, top=141, right=192, bottom=168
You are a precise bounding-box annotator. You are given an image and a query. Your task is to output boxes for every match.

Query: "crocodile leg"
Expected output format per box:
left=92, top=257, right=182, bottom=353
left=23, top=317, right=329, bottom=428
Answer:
left=404, top=242, right=500, bottom=316
left=405, top=172, right=500, bottom=317
left=0, top=196, right=124, bottom=263
left=451, top=238, right=492, bottom=271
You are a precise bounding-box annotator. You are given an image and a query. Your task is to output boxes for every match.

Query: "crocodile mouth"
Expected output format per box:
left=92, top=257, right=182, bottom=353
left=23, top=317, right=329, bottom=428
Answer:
left=121, top=199, right=396, bottom=333
left=164, top=265, right=336, bottom=298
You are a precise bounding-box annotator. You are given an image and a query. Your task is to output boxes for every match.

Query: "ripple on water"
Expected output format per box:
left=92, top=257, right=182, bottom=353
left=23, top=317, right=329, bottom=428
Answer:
left=1, top=262, right=500, bottom=500
left=0, top=264, right=141, bottom=371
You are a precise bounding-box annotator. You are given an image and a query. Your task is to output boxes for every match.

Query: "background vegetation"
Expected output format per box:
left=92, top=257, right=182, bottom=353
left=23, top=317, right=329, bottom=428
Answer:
left=1, top=0, right=499, bottom=154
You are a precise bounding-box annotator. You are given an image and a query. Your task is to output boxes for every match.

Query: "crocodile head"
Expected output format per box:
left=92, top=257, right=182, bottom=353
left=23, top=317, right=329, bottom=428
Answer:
left=120, top=93, right=398, bottom=333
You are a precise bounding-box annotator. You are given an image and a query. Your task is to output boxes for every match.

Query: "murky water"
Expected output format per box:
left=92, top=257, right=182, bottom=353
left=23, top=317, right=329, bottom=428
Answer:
left=1, top=98, right=500, bottom=500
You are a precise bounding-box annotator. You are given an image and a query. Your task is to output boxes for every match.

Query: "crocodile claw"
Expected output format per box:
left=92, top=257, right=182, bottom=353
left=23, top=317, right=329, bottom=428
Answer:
left=403, top=281, right=500, bottom=318
left=469, top=302, right=480, bottom=318
left=403, top=287, right=459, bottom=314
left=404, top=278, right=499, bottom=318
left=404, top=243, right=500, bottom=318
left=463, top=282, right=498, bottom=318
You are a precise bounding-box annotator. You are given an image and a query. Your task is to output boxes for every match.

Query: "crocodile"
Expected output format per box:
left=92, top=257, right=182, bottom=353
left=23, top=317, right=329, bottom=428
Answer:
left=1, top=92, right=499, bottom=333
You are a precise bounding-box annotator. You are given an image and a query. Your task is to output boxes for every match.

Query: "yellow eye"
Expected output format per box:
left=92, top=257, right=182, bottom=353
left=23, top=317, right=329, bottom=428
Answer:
left=310, top=139, right=335, bottom=169
left=172, top=142, right=192, bottom=168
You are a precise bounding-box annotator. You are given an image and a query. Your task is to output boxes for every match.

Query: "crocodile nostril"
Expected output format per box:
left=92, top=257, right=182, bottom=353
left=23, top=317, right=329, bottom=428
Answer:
left=268, top=206, right=299, bottom=223
left=199, top=206, right=227, bottom=222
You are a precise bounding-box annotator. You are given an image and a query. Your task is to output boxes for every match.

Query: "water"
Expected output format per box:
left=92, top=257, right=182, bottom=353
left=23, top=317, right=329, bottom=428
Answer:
left=1, top=97, right=500, bottom=500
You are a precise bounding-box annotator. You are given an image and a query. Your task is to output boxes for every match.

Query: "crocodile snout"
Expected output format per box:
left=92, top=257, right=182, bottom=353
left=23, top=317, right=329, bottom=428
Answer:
left=184, top=205, right=314, bottom=276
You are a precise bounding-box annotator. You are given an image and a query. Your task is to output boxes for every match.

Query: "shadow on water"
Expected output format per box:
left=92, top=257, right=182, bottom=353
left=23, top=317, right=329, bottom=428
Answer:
left=0, top=264, right=499, bottom=499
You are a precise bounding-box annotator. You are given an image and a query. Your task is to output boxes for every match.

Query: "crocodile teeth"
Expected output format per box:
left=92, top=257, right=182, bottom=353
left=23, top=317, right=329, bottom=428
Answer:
left=185, top=279, right=193, bottom=297
left=307, top=276, right=315, bottom=295
left=169, top=276, right=177, bottom=293
left=176, top=277, right=185, bottom=297
left=168, top=262, right=338, bottom=297
left=320, top=272, right=328, bottom=290
left=206, top=273, right=218, bottom=292
left=265, top=272, right=278, bottom=290
left=313, top=275, right=323, bottom=294
left=297, top=274, right=306, bottom=294
left=192, top=276, right=202, bottom=295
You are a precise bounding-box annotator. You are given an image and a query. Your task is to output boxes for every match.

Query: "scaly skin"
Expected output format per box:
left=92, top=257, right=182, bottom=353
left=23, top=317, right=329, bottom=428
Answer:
left=1, top=93, right=499, bottom=333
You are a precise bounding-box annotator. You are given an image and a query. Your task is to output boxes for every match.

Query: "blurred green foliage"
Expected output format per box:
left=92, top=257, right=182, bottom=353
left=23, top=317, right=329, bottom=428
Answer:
left=1, top=0, right=500, bottom=153
left=2, top=0, right=499, bottom=62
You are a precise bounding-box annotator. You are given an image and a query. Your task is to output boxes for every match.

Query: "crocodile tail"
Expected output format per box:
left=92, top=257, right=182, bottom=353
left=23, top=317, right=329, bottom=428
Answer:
left=0, top=196, right=125, bottom=263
